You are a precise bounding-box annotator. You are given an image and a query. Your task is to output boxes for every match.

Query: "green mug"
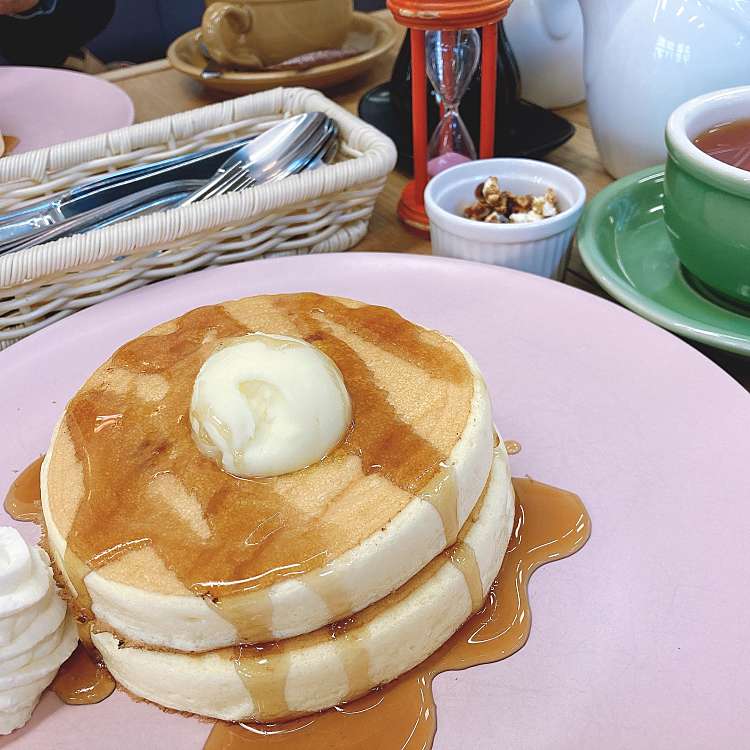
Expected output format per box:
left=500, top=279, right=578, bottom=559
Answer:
left=664, top=86, right=750, bottom=307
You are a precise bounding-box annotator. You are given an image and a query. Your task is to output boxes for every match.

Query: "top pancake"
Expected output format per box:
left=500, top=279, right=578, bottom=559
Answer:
left=43, top=293, right=492, bottom=650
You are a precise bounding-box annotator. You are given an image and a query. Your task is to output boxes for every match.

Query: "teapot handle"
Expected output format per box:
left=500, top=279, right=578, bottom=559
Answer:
left=537, top=0, right=580, bottom=40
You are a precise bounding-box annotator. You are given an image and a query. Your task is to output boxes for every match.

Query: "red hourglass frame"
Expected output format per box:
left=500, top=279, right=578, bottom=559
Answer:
left=386, top=0, right=513, bottom=232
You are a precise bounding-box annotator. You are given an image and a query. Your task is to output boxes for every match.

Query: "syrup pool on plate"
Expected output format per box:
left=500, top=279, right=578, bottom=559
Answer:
left=3, top=455, right=44, bottom=522
left=52, top=644, right=116, bottom=706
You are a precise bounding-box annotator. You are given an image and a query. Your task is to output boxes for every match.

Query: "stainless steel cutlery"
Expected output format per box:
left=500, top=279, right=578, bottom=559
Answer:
left=0, top=112, right=338, bottom=256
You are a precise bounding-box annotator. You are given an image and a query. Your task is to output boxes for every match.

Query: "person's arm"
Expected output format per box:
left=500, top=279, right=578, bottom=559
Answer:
left=0, top=0, right=115, bottom=67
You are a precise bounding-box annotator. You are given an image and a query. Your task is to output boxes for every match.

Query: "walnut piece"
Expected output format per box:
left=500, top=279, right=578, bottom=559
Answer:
left=481, top=176, right=503, bottom=207
left=463, top=202, right=492, bottom=221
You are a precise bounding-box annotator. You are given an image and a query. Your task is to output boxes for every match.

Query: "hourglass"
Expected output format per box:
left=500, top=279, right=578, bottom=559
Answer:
left=426, top=28, right=481, bottom=177
left=386, top=0, right=512, bottom=231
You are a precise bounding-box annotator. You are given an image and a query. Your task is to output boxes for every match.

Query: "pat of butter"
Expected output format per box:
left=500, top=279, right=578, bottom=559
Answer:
left=190, top=333, right=351, bottom=478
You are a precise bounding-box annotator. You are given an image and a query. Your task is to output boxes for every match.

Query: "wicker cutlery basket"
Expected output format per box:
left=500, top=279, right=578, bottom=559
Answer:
left=0, top=87, right=396, bottom=348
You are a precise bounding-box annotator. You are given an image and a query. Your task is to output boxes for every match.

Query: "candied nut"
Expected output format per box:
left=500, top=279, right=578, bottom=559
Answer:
left=464, top=202, right=492, bottom=221
left=512, top=194, right=533, bottom=212
left=544, top=187, right=558, bottom=208
left=494, top=191, right=511, bottom=216
left=484, top=211, right=509, bottom=224
left=482, top=176, right=503, bottom=207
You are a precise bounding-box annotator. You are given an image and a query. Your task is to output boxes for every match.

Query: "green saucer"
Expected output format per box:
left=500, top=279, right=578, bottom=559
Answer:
left=577, top=165, right=750, bottom=356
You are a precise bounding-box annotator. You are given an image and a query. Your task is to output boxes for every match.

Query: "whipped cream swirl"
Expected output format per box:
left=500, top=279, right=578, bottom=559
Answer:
left=0, top=527, right=78, bottom=735
left=190, top=333, right=352, bottom=478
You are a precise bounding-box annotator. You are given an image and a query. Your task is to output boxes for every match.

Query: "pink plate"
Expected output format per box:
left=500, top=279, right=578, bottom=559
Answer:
left=1, top=253, right=748, bottom=749
left=0, top=67, right=134, bottom=154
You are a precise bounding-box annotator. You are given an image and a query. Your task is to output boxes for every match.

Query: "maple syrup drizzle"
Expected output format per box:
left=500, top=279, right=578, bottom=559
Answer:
left=62, top=547, right=94, bottom=615
left=445, top=541, right=483, bottom=612
left=330, top=617, right=371, bottom=701
left=53, top=296, right=472, bottom=643
left=52, top=644, right=116, bottom=705
left=212, top=590, right=275, bottom=644
left=204, top=477, right=590, bottom=749
left=303, top=565, right=354, bottom=628
left=421, top=466, right=460, bottom=545
left=4, top=455, right=44, bottom=522
left=233, top=642, right=293, bottom=721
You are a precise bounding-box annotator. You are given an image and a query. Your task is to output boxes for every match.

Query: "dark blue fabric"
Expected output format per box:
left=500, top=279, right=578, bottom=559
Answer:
left=89, top=0, right=203, bottom=63
left=0, top=0, right=114, bottom=65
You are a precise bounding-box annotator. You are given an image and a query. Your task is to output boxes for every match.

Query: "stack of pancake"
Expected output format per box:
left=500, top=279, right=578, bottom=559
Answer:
left=41, top=293, right=515, bottom=723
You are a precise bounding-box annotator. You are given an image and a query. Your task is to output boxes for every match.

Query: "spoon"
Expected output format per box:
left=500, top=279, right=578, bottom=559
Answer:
left=181, top=112, right=335, bottom=205
left=198, top=39, right=224, bottom=80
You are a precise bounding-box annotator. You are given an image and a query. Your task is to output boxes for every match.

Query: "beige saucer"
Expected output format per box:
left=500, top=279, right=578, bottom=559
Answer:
left=167, top=12, right=397, bottom=94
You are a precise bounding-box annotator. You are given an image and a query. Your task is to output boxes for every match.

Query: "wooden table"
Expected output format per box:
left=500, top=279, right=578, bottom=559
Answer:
left=101, top=11, right=750, bottom=389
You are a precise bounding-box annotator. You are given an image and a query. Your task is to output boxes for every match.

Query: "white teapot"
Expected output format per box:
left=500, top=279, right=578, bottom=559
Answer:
left=580, top=0, right=750, bottom=178
left=504, top=0, right=585, bottom=109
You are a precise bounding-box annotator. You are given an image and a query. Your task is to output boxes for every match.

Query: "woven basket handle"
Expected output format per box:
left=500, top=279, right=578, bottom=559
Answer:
left=201, top=2, right=263, bottom=69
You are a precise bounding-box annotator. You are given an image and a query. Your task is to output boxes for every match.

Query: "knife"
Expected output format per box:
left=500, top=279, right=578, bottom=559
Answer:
left=0, top=135, right=256, bottom=247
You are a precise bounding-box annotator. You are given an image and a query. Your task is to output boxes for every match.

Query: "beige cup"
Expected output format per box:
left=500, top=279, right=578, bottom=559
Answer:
left=201, top=0, right=353, bottom=69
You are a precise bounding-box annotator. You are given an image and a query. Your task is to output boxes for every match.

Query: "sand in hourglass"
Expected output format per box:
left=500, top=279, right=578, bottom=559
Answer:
left=426, top=28, right=481, bottom=177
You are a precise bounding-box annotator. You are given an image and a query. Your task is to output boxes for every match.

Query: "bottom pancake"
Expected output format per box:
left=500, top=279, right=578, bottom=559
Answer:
left=91, top=450, right=515, bottom=723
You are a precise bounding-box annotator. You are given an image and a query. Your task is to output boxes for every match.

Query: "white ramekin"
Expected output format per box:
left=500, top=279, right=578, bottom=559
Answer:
left=424, top=158, right=586, bottom=278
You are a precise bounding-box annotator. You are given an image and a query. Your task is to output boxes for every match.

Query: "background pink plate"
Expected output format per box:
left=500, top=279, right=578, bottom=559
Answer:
left=1, top=253, right=748, bottom=749
left=0, top=67, right=134, bottom=154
